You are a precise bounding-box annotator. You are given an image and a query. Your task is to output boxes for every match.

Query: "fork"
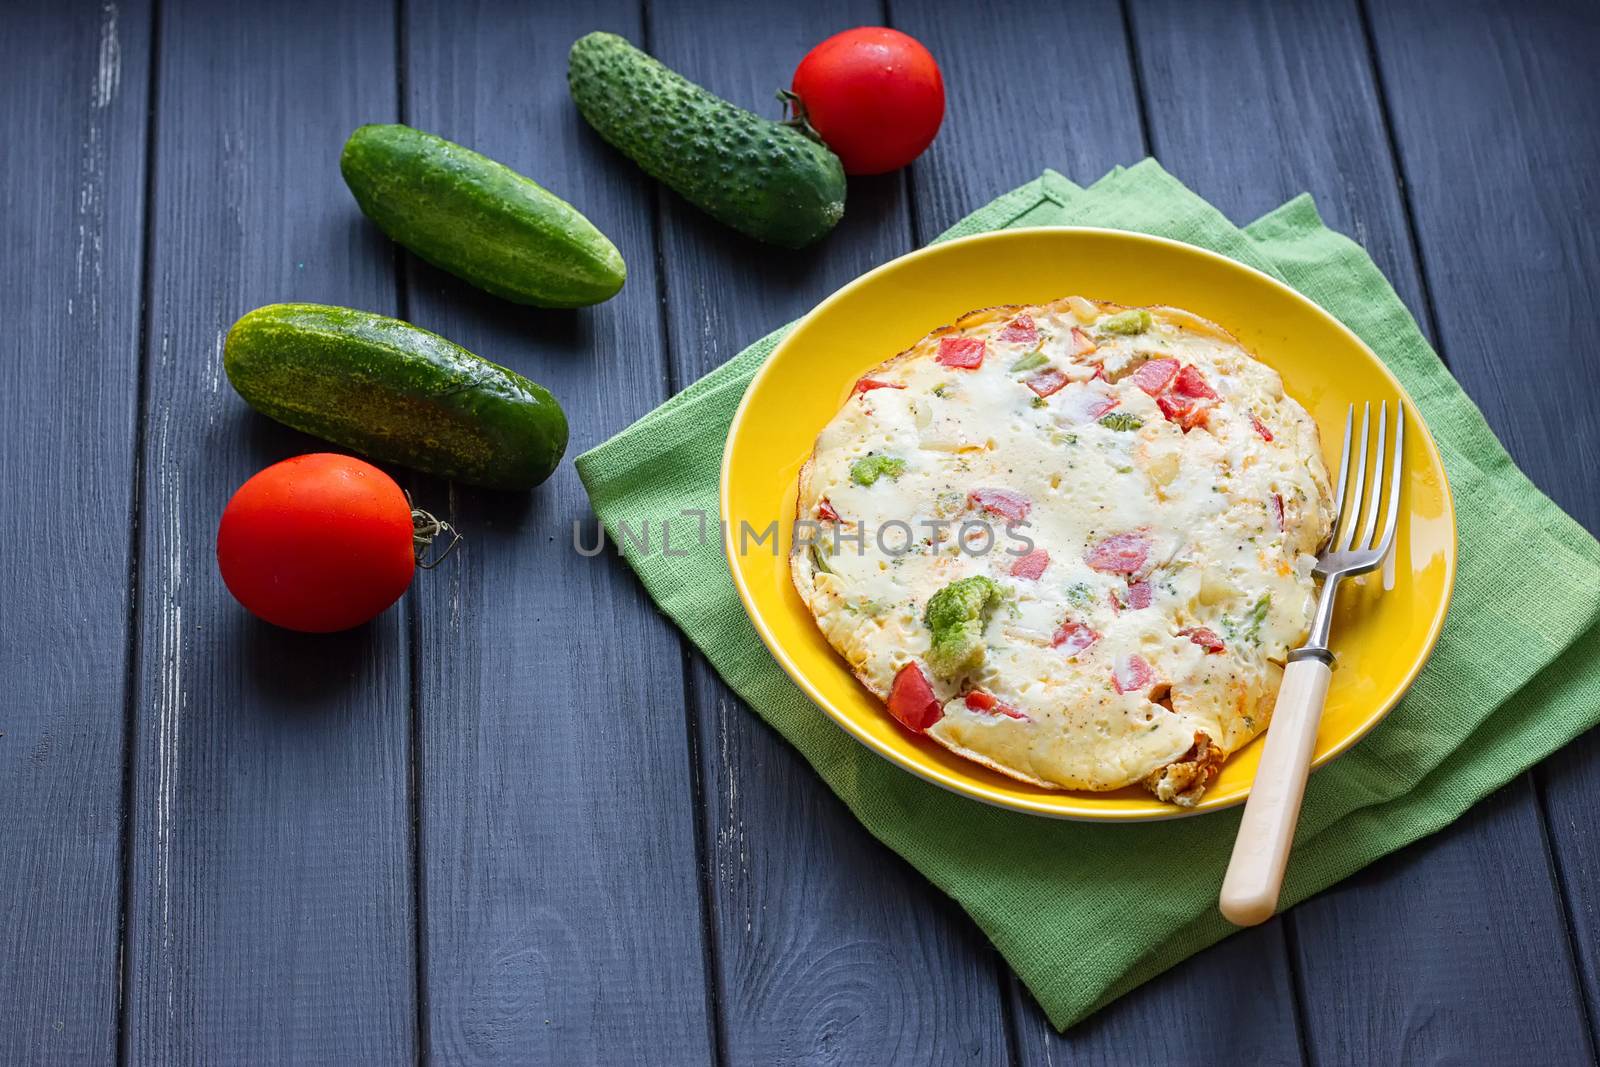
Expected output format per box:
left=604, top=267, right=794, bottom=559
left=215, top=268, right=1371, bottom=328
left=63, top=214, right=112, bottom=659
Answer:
left=1219, top=401, right=1405, bottom=926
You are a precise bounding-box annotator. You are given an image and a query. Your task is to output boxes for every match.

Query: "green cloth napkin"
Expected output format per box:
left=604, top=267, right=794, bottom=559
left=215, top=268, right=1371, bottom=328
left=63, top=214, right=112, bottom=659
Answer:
left=575, top=160, right=1600, bottom=1030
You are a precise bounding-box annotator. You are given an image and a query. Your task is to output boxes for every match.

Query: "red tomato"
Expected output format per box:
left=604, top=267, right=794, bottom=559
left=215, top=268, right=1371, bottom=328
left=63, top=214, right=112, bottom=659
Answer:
left=1112, top=653, right=1156, bottom=695
left=1024, top=368, right=1070, bottom=398
left=888, top=662, right=943, bottom=733
left=791, top=27, right=945, bottom=175
left=967, top=487, right=1031, bottom=523
left=1173, top=365, right=1217, bottom=399
left=1130, top=357, right=1180, bottom=396
left=217, top=453, right=416, bottom=633
left=1009, top=548, right=1051, bottom=580
left=936, top=336, right=986, bottom=369
left=1156, top=391, right=1212, bottom=431
left=1052, top=621, right=1100, bottom=656
left=1179, top=627, right=1226, bottom=653
left=852, top=376, right=905, bottom=396
left=996, top=316, right=1038, bottom=345
left=964, top=691, right=1027, bottom=720
left=1086, top=531, right=1150, bottom=574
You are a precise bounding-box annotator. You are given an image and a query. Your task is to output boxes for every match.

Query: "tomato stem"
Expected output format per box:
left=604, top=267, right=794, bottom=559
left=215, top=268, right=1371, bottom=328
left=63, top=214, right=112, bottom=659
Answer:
left=408, top=496, right=462, bottom=570
left=776, top=88, right=824, bottom=145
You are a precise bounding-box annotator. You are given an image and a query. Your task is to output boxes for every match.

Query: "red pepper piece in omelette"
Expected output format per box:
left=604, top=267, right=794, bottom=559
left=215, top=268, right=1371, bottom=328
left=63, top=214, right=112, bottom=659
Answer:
left=964, top=690, right=1028, bottom=720
left=1152, top=364, right=1218, bottom=431
left=888, top=663, right=943, bottom=733
left=1058, top=386, right=1118, bottom=424
left=1250, top=413, right=1274, bottom=441
left=1179, top=627, right=1226, bottom=653
left=936, top=336, right=986, bottom=369
left=1270, top=492, right=1285, bottom=531
left=1070, top=327, right=1098, bottom=355
left=1009, top=548, right=1051, bottom=580
left=1130, top=357, right=1180, bottom=396
left=968, top=487, right=1031, bottom=522
left=1125, top=580, right=1153, bottom=609
left=1086, top=531, right=1150, bottom=574
left=853, top=377, right=906, bottom=396
left=816, top=499, right=840, bottom=522
left=1156, top=391, right=1211, bottom=431
left=1024, top=368, right=1069, bottom=398
left=1052, top=620, right=1100, bottom=656
left=997, top=315, right=1038, bottom=345
left=1173, top=365, right=1217, bottom=399
left=1111, top=652, right=1156, bottom=695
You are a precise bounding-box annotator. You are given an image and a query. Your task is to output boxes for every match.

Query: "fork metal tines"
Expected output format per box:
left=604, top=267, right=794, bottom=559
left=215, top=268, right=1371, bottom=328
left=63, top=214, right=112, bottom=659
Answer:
left=1298, top=400, right=1405, bottom=661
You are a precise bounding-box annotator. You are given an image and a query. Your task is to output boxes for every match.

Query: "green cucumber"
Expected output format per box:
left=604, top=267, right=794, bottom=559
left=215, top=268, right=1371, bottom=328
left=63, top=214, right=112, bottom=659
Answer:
left=340, top=124, right=625, bottom=308
left=225, top=304, right=568, bottom=490
left=567, top=32, right=845, bottom=248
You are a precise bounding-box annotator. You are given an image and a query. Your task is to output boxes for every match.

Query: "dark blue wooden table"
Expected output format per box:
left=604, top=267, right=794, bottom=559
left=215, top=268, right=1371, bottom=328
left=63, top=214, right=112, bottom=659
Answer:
left=4, top=1, right=1597, bottom=1062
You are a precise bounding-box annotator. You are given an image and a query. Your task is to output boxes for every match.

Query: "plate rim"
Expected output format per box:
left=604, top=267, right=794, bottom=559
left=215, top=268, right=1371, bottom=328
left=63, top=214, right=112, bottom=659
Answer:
left=720, top=225, right=1458, bottom=822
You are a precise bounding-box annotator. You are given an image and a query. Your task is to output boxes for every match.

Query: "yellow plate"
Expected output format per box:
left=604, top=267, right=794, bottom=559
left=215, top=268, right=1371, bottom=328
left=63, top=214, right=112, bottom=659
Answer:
left=721, top=227, right=1456, bottom=821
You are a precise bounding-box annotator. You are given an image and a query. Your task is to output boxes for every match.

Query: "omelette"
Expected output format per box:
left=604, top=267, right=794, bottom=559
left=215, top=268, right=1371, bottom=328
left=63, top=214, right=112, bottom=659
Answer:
left=790, top=297, right=1335, bottom=806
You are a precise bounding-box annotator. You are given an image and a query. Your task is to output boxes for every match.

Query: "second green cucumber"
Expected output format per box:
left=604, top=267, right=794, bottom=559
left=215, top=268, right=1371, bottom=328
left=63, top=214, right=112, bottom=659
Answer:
left=340, top=123, right=626, bottom=308
left=225, top=303, right=568, bottom=490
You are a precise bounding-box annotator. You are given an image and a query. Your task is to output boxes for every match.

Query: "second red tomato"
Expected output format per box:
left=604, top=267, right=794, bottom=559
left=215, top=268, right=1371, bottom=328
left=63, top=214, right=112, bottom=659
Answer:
left=792, top=27, right=945, bottom=176
left=217, top=453, right=417, bottom=633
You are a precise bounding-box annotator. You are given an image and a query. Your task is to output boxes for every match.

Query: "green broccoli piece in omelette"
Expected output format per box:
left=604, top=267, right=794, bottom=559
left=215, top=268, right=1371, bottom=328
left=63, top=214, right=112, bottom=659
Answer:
left=1245, top=593, right=1271, bottom=643
left=922, top=576, right=1002, bottom=676
left=1009, top=350, right=1049, bottom=373
left=1100, top=308, right=1152, bottom=335
left=850, top=454, right=907, bottom=486
left=1098, top=411, right=1144, bottom=431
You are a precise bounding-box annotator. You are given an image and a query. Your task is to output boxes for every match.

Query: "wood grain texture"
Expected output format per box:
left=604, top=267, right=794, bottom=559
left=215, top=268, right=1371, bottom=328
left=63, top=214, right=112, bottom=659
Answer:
left=1366, top=0, right=1600, bottom=1048
left=1287, top=786, right=1592, bottom=1063
left=1129, top=0, right=1594, bottom=1060
left=1127, top=0, right=1430, bottom=326
left=1008, top=926, right=1307, bottom=1067
left=895, top=0, right=1146, bottom=237
left=896, top=2, right=1307, bottom=1060
left=0, top=3, right=150, bottom=1063
left=1367, top=0, right=1600, bottom=534
left=644, top=1, right=1011, bottom=1062
left=400, top=1, right=716, bottom=1061
left=0, top=2, right=1596, bottom=1061
left=121, top=2, right=416, bottom=1061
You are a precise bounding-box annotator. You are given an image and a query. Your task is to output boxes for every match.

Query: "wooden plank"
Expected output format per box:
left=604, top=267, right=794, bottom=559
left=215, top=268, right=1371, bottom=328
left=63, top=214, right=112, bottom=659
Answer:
left=896, top=1, right=1308, bottom=1059
left=0, top=3, right=151, bottom=1063
left=1285, top=785, right=1591, bottom=1062
left=1366, top=0, right=1600, bottom=1048
left=645, top=2, right=1012, bottom=1061
left=899, top=0, right=1147, bottom=235
left=1007, top=926, right=1306, bottom=1066
left=399, top=1, right=716, bottom=1061
left=121, top=3, right=416, bottom=1062
left=1126, top=0, right=1430, bottom=324
left=1130, top=0, right=1595, bottom=1060
left=1368, top=0, right=1600, bottom=534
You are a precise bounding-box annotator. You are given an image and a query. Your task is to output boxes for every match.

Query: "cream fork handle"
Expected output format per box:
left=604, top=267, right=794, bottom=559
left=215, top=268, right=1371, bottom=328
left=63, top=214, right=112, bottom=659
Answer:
left=1219, top=655, right=1333, bottom=926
